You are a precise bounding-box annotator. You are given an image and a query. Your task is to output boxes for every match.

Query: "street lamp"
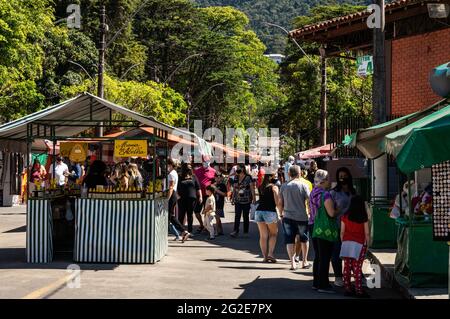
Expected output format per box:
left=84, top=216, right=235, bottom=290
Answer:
left=264, top=22, right=319, bottom=71
left=186, top=83, right=225, bottom=128
left=164, top=53, right=203, bottom=85
left=68, top=60, right=95, bottom=82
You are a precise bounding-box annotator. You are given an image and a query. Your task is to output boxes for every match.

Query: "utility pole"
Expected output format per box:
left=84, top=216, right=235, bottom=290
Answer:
left=372, top=0, right=388, bottom=198
left=372, top=0, right=386, bottom=124
left=319, top=46, right=327, bottom=146
left=97, top=5, right=107, bottom=136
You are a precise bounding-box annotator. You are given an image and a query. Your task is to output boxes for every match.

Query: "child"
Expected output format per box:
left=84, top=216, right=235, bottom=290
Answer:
left=203, top=185, right=217, bottom=240
left=213, top=172, right=227, bottom=235
left=340, top=195, right=370, bottom=298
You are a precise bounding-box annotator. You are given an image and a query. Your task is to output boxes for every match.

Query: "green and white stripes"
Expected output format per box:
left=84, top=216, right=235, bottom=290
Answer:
left=27, top=199, right=53, bottom=263
left=74, top=198, right=168, bottom=264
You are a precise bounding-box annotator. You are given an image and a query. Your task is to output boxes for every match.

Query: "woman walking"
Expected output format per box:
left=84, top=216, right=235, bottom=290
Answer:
left=167, top=158, right=190, bottom=242
left=230, top=164, right=256, bottom=238
left=330, top=167, right=356, bottom=287
left=309, top=169, right=338, bottom=293
left=255, top=173, right=281, bottom=263
left=177, top=163, right=201, bottom=233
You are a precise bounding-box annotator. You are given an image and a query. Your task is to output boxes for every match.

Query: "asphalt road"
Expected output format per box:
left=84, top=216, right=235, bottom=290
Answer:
left=0, top=202, right=403, bottom=299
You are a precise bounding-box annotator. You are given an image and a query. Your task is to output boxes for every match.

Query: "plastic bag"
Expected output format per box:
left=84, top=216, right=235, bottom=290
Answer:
left=65, top=200, right=74, bottom=221
left=250, top=202, right=258, bottom=221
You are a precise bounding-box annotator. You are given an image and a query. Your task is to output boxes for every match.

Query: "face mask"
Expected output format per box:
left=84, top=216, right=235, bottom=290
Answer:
left=236, top=169, right=242, bottom=175
left=203, top=162, right=210, bottom=168
left=270, top=178, right=278, bottom=184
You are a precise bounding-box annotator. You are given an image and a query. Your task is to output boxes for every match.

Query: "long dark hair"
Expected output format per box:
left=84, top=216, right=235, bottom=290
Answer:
left=180, top=163, right=193, bottom=180
left=334, top=167, right=356, bottom=194
left=347, top=195, right=368, bottom=223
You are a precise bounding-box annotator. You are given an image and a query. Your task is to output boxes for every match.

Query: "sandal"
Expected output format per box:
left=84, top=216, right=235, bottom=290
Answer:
left=181, top=232, right=190, bottom=243
left=266, top=256, right=277, bottom=263
left=302, top=263, right=312, bottom=269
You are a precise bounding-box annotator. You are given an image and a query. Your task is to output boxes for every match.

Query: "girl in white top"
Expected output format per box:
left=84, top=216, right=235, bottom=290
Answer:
left=203, top=185, right=216, bottom=240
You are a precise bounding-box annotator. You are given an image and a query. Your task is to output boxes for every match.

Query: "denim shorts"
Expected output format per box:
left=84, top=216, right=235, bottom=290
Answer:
left=254, top=210, right=278, bottom=224
left=282, top=217, right=309, bottom=244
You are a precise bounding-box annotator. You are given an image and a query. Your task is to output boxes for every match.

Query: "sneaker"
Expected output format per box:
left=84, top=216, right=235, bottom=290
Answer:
left=334, top=277, right=344, bottom=287
left=230, top=231, right=238, bottom=238
left=312, top=286, right=318, bottom=291
left=208, top=237, right=215, bottom=241
left=317, top=288, right=336, bottom=294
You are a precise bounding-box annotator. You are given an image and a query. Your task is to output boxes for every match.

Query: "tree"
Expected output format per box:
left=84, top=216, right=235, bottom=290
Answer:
left=0, top=0, right=53, bottom=122
left=61, top=75, right=188, bottom=127
left=269, top=4, right=372, bottom=150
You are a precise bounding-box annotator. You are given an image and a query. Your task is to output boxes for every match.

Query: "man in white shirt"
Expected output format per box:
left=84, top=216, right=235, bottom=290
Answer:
left=284, top=156, right=295, bottom=183
left=49, top=156, right=69, bottom=186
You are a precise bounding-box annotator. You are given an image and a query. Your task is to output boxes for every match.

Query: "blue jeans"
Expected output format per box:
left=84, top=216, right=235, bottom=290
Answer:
left=282, top=217, right=308, bottom=244
left=234, top=202, right=251, bottom=233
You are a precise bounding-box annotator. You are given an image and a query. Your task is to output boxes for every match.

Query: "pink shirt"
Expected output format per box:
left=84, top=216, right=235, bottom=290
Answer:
left=194, top=166, right=216, bottom=196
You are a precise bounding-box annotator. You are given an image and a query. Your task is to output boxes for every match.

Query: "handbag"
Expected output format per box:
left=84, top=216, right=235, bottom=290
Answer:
left=312, top=192, right=339, bottom=242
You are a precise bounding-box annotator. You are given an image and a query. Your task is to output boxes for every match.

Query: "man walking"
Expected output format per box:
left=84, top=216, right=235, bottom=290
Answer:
left=279, top=165, right=311, bottom=270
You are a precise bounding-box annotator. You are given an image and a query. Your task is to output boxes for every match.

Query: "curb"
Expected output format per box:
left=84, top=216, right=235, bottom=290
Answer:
left=367, top=250, right=415, bottom=299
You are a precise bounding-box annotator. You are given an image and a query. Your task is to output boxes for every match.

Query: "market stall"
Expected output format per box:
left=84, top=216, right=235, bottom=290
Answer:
left=343, top=96, right=450, bottom=289
left=0, top=93, right=208, bottom=264
left=382, top=102, right=450, bottom=288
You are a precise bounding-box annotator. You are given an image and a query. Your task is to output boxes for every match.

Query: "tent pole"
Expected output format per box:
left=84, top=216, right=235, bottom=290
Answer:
left=26, top=124, right=31, bottom=201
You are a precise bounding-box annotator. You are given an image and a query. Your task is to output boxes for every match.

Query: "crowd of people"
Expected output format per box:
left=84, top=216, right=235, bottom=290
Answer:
left=166, top=156, right=370, bottom=298
left=26, top=153, right=370, bottom=298
left=25, top=156, right=152, bottom=195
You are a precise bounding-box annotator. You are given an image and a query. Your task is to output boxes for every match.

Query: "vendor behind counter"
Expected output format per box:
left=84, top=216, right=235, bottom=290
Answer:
left=83, top=160, right=108, bottom=189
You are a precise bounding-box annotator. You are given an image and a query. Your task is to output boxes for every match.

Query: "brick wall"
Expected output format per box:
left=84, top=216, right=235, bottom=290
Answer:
left=391, top=28, right=450, bottom=115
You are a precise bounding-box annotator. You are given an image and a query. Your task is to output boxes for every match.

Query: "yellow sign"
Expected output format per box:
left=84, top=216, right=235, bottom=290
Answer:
left=114, top=140, right=147, bottom=157
left=69, top=143, right=87, bottom=163
left=60, top=142, right=88, bottom=162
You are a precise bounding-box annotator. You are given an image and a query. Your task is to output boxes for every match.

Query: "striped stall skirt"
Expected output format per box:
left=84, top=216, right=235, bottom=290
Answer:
left=27, top=199, right=53, bottom=263
left=74, top=198, right=168, bottom=264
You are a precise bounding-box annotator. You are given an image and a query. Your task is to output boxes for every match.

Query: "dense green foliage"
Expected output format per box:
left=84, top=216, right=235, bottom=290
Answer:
left=0, top=0, right=372, bottom=156
left=272, top=4, right=372, bottom=155
left=193, top=0, right=368, bottom=53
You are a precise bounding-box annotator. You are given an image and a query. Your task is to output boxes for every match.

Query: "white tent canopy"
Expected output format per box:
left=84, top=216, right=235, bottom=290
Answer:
left=0, top=92, right=210, bottom=154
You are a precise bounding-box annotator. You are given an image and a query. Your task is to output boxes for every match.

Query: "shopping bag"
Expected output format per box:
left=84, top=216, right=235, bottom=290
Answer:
left=250, top=202, right=258, bottom=221
left=312, top=192, right=339, bottom=242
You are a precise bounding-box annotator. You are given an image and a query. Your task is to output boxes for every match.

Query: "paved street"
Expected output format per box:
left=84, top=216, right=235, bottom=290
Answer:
left=0, top=203, right=403, bottom=299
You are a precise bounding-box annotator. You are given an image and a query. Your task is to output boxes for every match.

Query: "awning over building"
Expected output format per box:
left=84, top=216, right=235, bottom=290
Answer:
left=383, top=103, right=450, bottom=173
left=343, top=99, right=448, bottom=159
left=297, top=144, right=334, bottom=159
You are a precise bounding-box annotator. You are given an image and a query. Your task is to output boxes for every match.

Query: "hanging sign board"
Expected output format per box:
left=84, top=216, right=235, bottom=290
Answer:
left=114, top=140, right=147, bottom=157
left=357, top=55, right=373, bottom=76
left=60, top=142, right=88, bottom=162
